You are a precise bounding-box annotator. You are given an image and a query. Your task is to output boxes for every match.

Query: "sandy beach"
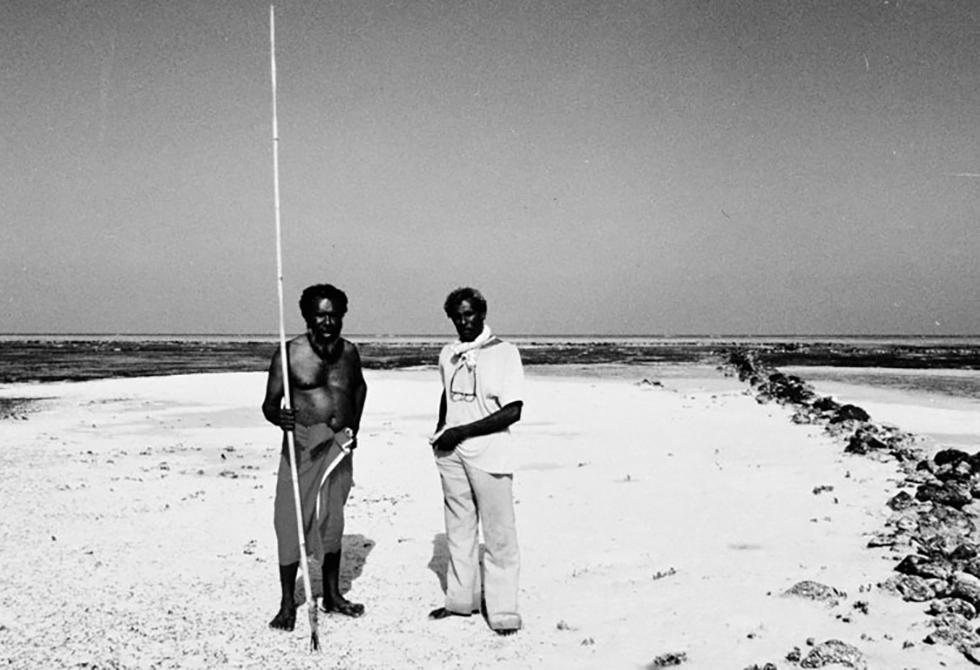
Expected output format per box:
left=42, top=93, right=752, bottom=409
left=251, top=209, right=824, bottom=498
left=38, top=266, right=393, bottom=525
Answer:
left=1, top=365, right=974, bottom=669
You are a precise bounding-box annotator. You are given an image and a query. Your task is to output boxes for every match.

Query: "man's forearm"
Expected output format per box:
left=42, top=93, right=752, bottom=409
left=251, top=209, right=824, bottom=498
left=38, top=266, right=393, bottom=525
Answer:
left=262, top=402, right=280, bottom=426
left=436, top=392, right=447, bottom=432
left=455, top=401, right=522, bottom=440
left=352, top=383, right=367, bottom=433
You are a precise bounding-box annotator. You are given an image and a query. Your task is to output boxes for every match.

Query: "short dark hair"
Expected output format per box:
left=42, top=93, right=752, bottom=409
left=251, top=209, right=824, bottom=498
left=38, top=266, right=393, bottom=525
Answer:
left=299, top=284, right=349, bottom=322
left=443, top=287, right=487, bottom=317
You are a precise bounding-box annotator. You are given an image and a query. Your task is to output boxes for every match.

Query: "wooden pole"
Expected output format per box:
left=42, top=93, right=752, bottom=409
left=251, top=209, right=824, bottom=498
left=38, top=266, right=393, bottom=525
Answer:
left=269, top=4, right=319, bottom=652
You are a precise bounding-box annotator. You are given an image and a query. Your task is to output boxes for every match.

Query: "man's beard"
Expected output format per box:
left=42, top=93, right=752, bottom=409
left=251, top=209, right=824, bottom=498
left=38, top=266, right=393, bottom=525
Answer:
left=309, top=325, right=339, bottom=346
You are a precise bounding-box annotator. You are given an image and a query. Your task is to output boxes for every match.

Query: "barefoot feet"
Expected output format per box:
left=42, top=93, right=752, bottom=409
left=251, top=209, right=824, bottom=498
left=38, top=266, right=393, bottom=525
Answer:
left=268, top=604, right=296, bottom=631
left=428, top=607, right=480, bottom=620
left=321, top=595, right=365, bottom=618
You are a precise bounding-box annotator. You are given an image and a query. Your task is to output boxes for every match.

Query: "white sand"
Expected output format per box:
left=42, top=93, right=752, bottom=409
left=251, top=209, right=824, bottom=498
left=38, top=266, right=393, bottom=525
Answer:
left=0, top=367, right=966, bottom=669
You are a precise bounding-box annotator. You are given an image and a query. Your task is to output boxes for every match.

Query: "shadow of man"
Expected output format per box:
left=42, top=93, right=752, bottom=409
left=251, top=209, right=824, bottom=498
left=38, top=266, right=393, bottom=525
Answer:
left=427, top=532, right=450, bottom=594
left=294, top=533, right=375, bottom=605
left=427, top=532, right=485, bottom=608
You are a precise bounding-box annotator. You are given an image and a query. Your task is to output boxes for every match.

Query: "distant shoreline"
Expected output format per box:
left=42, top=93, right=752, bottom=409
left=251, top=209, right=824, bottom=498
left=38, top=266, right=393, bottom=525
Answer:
left=2, top=333, right=979, bottom=342
left=2, top=336, right=979, bottom=385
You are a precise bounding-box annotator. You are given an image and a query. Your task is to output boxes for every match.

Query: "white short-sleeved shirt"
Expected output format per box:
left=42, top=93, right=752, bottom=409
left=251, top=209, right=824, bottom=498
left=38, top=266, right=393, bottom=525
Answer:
left=438, top=338, right=524, bottom=474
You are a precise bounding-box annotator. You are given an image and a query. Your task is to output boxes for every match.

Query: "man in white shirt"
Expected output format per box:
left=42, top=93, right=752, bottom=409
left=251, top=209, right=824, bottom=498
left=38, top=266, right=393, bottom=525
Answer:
left=429, top=287, right=524, bottom=635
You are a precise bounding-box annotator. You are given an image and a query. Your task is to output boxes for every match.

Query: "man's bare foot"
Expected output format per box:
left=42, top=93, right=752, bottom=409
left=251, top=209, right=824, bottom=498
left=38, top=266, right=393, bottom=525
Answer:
left=321, top=596, right=365, bottom=618
left=428, top=607, right=480, bottom=620
left=268, top=604, right=296, bottom=631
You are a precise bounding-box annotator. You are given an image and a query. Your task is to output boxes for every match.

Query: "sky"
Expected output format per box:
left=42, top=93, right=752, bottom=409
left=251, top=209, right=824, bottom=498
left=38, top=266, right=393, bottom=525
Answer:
left=2, top=0, right=978, bottom=336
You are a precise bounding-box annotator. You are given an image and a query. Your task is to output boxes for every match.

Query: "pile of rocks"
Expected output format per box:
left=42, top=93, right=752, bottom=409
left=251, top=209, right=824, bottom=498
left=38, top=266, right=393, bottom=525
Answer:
left=724, top=350, right=919, bottom=461
left=725, top=349, right=980, bottom=664
left=877, top=447, right=980, bottom=662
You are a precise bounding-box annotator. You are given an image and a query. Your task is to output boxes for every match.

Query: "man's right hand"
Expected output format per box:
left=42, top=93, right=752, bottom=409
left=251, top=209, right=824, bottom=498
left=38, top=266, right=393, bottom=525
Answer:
left=430, top=426, right=464, bottom=452
left=278, top=408, right=297, bottom=431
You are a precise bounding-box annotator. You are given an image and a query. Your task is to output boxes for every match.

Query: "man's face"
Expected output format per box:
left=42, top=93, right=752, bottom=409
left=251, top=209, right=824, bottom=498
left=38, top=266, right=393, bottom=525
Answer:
left=450, top=299, right=485, bottom=343
left=308, top=298, right=344, bottom=343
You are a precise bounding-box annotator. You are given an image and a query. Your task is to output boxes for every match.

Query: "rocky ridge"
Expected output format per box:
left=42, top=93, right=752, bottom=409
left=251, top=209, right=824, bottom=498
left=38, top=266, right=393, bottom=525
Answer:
left=726, top=349, right=980, bottom=666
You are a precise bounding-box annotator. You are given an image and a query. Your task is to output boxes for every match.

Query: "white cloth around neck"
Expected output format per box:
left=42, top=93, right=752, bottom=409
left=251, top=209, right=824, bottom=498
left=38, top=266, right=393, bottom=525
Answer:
left=450, top=324, right=493, bottom=369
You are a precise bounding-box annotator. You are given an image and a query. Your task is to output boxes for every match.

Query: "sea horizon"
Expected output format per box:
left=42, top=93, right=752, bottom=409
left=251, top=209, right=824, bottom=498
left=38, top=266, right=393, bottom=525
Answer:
left=2, top=333, right=978, bottom=397
left=3, top=332, right=980, bottom=344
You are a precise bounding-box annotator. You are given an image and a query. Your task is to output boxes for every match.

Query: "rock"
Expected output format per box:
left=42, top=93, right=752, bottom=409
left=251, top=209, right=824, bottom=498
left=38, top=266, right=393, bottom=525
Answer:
left=936, top=449, right=973, bottom=468
left=792, top=407, right=820, bottom=424
left=825, top=421, right=860, bottom=440
left=782, top=580, right=845, bottom=606
left=891, top=441, right=924, bottom=463
left=887, top=491, right=916, bottom=511
left=799, top=639, right=866, bottom=669
left=648, top=651, right=687, bottom=667
left=844, top=426, right=892, bottom=455
left=952, top=544, right=979, bottom=561
left=831, top=404, right=870, bottom=423
left=892, top=509, right=920, bottom=532
left=781, top=375, right=815, bottom=403
left=895, top=554, right=954, bottom=581
left=935, top=460, right=975, bottom=483
left=812, top=396, right=840, bottom=413
left=962, top=558, right=980, bottom=580
left=913, top=504, right=978, bottom=554
left=867, top=530, right=912, bottom=549
left=879, top=574, right=945, bottom=602
left=927, top=598, right=977, bottom=619
left=923, top=612, right=980, bottom=649
left=955, top=461, right=974, bottom=479
left=950, top=572, right=980, bottom=608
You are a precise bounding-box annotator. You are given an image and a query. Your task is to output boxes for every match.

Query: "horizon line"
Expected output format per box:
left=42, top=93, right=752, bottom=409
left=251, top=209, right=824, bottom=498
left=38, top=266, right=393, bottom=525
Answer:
left=2, top=332, right=979, bottom=339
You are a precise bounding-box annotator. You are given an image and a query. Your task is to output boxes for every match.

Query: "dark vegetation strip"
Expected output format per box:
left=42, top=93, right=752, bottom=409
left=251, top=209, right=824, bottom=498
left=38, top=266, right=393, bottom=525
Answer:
left=0, top=340, right=730, bottom=383
left=1, top=339, right=978, bottom=384
left=750, top=341, right=980, bottom=369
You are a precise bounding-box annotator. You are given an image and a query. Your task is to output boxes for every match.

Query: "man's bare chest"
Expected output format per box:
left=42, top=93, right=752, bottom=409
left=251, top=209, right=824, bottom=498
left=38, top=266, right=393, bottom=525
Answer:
left=291, top=358, right=353, bottom=392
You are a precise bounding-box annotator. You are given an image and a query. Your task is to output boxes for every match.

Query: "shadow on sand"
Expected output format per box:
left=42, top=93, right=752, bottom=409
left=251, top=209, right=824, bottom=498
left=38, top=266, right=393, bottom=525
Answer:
left=293, top=533, right=375, bottom=604
left=427, top=533, right=450, bottom=593
left=427, top=532, right=485, bottom=596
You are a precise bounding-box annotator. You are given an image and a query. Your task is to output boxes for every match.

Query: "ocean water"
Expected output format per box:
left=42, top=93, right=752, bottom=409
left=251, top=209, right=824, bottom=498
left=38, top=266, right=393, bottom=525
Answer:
left=783, top=366, right=980, bottom=401
left=1, top=335, right=978, bottom=401
left=780, top=366, right=980, bottom=451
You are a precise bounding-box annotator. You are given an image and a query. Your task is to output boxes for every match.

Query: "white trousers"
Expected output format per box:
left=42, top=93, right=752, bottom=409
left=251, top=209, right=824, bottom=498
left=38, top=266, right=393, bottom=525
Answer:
left=435, top=450, right=521, bottom=628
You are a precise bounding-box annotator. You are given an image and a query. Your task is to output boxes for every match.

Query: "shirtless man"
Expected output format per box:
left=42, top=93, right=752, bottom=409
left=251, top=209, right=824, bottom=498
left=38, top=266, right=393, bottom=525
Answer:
left=262, top=283, right=368, bottom=630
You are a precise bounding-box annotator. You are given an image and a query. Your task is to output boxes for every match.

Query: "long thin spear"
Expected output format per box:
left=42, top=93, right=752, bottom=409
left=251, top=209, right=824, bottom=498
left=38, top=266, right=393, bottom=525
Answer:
left=269, top=4, right=320, bottom=653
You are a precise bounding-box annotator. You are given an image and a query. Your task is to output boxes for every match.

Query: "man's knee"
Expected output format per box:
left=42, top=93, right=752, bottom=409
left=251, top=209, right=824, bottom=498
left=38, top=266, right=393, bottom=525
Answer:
left=320, top=527, right=343, bottom=554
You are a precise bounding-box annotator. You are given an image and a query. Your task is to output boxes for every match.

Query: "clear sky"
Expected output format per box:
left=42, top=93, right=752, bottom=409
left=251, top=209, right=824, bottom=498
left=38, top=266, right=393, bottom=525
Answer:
left=3, top=0, right=978, bottom=336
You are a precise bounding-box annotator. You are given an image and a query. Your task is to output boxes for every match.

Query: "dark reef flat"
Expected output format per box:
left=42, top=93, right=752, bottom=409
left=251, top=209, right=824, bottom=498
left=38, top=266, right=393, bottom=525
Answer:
left=0, top=337, right=977, bottom=384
